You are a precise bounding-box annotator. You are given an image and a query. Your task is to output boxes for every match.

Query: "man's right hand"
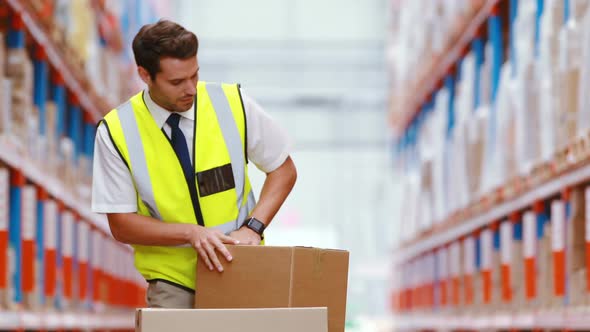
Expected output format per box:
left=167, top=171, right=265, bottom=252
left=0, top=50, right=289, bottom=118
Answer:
left=189, top=225, right=239, bottom=272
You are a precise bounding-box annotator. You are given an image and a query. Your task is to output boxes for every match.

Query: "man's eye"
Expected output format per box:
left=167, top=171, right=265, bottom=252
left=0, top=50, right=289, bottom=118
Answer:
left=172, top=81, right=182, bottom=86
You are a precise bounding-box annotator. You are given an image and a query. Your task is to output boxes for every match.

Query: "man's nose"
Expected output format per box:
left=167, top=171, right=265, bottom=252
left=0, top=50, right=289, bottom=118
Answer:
left=184, top=81, right=196, bottom=96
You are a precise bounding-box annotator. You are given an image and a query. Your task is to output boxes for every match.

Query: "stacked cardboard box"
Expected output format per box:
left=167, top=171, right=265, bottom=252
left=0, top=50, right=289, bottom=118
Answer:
left=466, top=111, right=486, bottom=200
left=58, top=138, right=76, bottom=191
left=0, top=79, right=11, bottom=142
left=44, top=101, right=58, bottom=177
left=195, top=246, right=349, bottom=332
left=0, top=166, right=7, bottom=309
left=538, top=220, right=554, bottom=308
left=136, top=307, right=328, bottom=332
left=567, top=188, right=587, bottom=306
left=511, top=230, right=525, bottom=309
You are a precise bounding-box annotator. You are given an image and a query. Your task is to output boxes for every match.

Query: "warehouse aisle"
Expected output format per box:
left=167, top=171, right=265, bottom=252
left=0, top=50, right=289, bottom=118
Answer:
left=389, top=1, right=590, bottom=331
left=0, top=0, right=394, bottom=331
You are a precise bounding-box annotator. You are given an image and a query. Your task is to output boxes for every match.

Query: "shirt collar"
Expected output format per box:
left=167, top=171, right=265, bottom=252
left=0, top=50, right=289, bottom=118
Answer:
left=143, top=89, right=195, bottom=129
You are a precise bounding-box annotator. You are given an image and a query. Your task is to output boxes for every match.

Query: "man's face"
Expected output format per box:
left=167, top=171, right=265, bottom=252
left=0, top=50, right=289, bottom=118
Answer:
left=144, top=56, right=199, bottom=112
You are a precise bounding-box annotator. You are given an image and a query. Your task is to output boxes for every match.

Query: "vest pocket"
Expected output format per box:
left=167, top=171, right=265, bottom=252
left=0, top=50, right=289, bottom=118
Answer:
left=196, top=163, right=235, bottom=197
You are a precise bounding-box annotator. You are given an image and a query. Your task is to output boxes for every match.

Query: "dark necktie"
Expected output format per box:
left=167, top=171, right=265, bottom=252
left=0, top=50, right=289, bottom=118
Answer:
left=166, top=113, right=205, bottom=226
left=166, top=113, right=193, bottom=182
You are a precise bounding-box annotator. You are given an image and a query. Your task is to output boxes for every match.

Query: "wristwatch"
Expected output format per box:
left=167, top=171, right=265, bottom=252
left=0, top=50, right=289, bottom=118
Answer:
left=243, top=217, right=266, bottom=236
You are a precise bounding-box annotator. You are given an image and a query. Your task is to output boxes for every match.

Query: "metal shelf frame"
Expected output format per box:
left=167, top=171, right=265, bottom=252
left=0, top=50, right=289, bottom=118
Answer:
left=393, top=308, right=590, bottom=331
left=390, top=0, right=500, bottom=138
left=0, top=310, right=135, bottom=330
left=0, top=138, right=109, bottom=235
left=395, top=162, right=590, bottom=263
left=6, top=0, right=111, bottom=121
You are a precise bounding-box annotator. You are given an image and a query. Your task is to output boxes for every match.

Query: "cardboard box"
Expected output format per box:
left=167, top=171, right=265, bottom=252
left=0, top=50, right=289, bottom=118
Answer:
left=539, top=223, right=553, bottom=308
left=195, top=245, right=349, bottom=332
left=511, top=242, right=525, bottom=309
left=136, top=307, right=328, bottom=332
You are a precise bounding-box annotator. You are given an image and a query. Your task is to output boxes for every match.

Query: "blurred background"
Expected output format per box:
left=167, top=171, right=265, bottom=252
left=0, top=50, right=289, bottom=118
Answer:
left=0, top=0, right=396, bottom=331
left=6, top=0, right=589, bottom=331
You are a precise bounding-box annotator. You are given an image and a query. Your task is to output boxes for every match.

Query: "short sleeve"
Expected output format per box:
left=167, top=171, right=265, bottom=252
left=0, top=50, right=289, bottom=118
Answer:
left=241, top=90, right=293, bottom=173
left=91, top=122, right=138, bottom=213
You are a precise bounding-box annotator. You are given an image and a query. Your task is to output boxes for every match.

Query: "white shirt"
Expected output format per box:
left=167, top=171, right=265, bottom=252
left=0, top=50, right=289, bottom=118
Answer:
left=91, top=88, right=292, bottom=214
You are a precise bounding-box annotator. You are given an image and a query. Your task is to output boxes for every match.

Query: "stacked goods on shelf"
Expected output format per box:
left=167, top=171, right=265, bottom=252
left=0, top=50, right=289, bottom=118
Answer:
left=5, top=15, right=33, bottom=152
left=434, top=247, right=448, bottom=313
left=578, top=3, right=590, bottom=137
left=512, top=216, right=525, bottom=308
left=449, top=240, right=462, bottom=313
left=522, top=209, right=537, bottom=309
left=7, top=169, right=25, bottom=310
left=91, top=228, right=106, bottom=311
left=388, top=0, right=486, bottom=113
left=490, top=223, right=501, bottom=311
left=42, top=194, right=57, bottom=309
left=538, top=202, right=553, bottom=308
left=550, top=198, right=566, bottom=307
left=0, top=2, right=164, bottom=330
left=21, top=183, right=37, bottom=309
left=479, top=226, right=493, bottom=311
left=566, top=188, right=587, bottom=306
left=462, top=235, right=476, bottom=312
left=76, top=219, right=90, bottom=311
left=471, top=232, right=483, bottom=312
left=512, top=1, right=540, bottom=175
left=391, top=0, right=590, bottom=239
left=0, top=29, right=8, bottom=140
left=555, top=1, right=583, bottom=151
left=0, top=166, right=7, bottom=307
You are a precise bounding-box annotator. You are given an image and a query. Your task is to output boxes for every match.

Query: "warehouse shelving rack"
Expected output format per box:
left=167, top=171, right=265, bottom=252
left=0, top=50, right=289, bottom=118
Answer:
left=388, top=0, right=500, bottom=138
left=6, top=0, right=108, bottom=122
left=0, top=1, right=139, bottom=330
left=393, top=308, right=590, bottom=331
left=390, top=0, right=590, bottom=330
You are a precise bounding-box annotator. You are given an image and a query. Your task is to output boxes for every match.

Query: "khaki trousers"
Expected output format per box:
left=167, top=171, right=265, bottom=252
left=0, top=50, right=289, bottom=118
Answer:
left=146, top=280, right=195, bottom=308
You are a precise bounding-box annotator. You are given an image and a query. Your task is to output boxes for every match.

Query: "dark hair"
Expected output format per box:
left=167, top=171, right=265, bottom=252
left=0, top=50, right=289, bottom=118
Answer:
left=132, top=19, right=199, bottom=79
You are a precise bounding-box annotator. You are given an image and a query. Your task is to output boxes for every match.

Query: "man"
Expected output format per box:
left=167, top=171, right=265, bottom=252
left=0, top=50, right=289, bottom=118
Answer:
left=91, top=19, right=297, bottom=308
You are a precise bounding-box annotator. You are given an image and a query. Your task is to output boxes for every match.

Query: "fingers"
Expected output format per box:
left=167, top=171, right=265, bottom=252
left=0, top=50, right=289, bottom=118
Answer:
left=203, top=241, right=224, bottom=272
left=211, top=236, right=233, bottom=262
left=218, top=232, right=240, bottom=245
left=194, top=242, right=213, bottom=271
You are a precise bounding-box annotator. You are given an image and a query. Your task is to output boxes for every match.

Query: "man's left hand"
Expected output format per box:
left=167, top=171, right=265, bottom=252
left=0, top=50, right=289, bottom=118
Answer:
left=229, top=227, right=262, bottom=245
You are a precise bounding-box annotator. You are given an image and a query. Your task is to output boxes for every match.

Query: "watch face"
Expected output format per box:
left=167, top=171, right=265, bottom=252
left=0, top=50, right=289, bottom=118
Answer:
left=248, top=218, right=264, bottom=234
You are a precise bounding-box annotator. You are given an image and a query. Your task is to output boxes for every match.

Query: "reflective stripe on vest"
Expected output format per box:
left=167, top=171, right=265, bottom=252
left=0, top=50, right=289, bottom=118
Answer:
left=117, top=100, right=163, bottom=220
left=207, top=83, right=253, bottom=230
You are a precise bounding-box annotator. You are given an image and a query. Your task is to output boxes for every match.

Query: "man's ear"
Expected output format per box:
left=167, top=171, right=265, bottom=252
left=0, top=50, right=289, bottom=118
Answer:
left=137, top=66, right=152, bottom=86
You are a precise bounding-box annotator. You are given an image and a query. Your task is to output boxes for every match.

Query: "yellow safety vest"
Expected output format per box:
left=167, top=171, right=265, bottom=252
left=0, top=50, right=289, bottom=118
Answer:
left=100, top=81, right=256, bottom=290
